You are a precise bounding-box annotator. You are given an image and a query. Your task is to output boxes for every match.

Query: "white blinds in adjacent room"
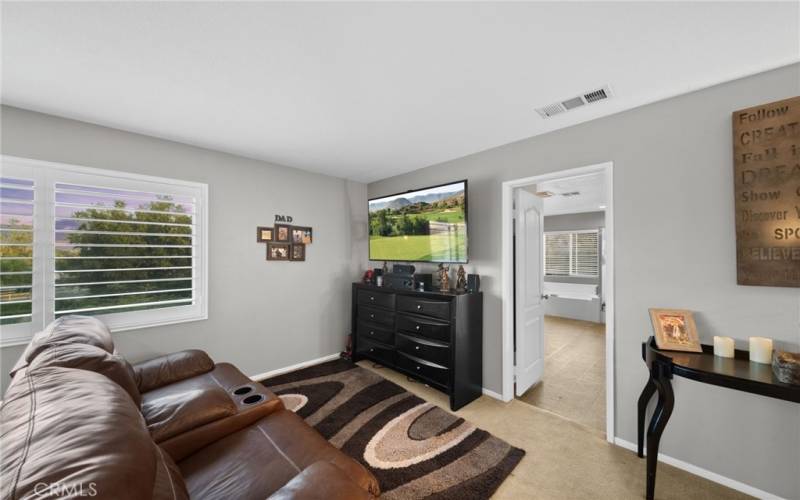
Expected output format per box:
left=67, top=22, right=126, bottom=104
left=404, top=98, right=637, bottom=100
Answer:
left=544, top=230, right=600, bottom=277
left=572, top=231, right=599, bottom=277
left=544, top=232, right=571, bottom=276
left=0, top=156, right=208, bottom=346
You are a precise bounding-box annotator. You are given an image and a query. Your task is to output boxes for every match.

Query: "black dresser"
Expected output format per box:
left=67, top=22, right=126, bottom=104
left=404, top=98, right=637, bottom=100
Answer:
left=351, top=283, right=483, bottom=410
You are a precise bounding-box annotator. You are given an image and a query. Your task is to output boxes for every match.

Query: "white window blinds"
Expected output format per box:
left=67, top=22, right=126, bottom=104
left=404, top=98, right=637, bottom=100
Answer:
left=1, top=156, right=208, bottom=346
left=0, top=176, right=35, bottom=327
left=544, top=230, right=600, bottom=277
left=53, top=182, right=196, bottom=318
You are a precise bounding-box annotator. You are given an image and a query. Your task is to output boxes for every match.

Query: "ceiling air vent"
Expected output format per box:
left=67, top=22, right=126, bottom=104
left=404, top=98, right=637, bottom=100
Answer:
left=535, top=85, right=613, bottom=119
left=535, top=103, right=565, bottom=118
left=584, top=87, right=609, bottom=103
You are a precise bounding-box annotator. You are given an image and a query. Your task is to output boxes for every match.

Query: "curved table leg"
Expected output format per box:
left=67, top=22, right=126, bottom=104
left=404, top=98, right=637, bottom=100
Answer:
left=645, top=372, right=675, bottom=500
left=637, top=377, right=657, bottom=457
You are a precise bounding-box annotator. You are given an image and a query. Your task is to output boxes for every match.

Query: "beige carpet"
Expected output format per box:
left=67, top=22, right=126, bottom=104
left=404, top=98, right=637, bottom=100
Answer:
left=517, top=316, right=606, bottom=433
left=359, top=361, right=752, bottom=500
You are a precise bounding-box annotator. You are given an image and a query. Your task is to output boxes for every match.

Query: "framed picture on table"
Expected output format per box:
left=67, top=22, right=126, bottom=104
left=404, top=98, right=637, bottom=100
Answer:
left=649, top=308, right=702, bottom=352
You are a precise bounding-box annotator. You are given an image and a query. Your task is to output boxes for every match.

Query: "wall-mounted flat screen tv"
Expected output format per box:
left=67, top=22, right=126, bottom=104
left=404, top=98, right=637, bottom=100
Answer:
left=369, top=180, right=468, bottom=263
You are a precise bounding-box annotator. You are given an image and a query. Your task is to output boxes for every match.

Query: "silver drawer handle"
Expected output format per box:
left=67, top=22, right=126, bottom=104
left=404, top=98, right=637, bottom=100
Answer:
left=370, top=296, right=375, bottom=301
left=370, top=313, right=374, bottom=318
left=369, top=348, right=374, bottom=352
left=416, top=325, right=420, bottom=331
left=415, top=346, right=420, bottom=350
left=417, top=305, right=422, bottom=310
left=416, top=366, right=421, bottom=370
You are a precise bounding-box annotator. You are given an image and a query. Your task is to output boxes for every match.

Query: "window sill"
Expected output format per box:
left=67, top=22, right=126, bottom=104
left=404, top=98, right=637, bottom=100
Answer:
left=0, top=314, right=208, bottom=349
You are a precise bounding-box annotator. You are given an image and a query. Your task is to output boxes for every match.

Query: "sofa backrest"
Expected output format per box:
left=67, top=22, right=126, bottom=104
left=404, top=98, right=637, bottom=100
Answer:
left=0, top=364, right=188, bottom=500
left=9, top=315, right=115, bottom=378
left=27, top=342, right=142, bottom=407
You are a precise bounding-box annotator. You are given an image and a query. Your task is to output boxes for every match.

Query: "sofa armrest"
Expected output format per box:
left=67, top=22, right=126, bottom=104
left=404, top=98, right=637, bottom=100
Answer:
left=143, top=384, right=237, bottom=442
left=159, top=386, right=283, bottom=461
left=133, top=349, right=214, bottom=393
left=267, top=462, right=375, bottom=500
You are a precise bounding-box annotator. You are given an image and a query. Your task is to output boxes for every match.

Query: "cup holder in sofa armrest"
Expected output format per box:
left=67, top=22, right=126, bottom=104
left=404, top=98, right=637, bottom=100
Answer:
left=242, top=394, right=265, bottom=405
left=232, top=385, right=254, bottom=396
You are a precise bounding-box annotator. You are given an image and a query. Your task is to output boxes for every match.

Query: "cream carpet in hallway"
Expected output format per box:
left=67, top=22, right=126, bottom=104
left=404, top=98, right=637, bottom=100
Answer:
left=518, top=316, right=606, bottom=433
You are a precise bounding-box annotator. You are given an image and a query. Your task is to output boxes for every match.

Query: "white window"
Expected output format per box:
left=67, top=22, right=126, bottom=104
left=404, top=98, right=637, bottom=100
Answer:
left=1, top=156, right=208, bottom=346
left=544, top=230, right=599, bottom=277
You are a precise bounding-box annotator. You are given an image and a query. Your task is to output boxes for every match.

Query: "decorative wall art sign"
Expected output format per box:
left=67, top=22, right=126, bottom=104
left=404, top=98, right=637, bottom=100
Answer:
left=732, top=96, right=800, bottom=287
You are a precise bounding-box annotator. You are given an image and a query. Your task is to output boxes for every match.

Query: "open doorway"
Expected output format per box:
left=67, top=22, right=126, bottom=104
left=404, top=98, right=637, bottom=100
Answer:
left=501, top=162, right=614, bottom=441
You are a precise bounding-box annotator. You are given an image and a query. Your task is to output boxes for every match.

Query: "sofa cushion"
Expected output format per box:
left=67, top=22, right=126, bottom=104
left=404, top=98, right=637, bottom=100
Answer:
left=178, top=410, right=380, bottom=498
left=156, top=363, right=285, bottom=461
left=134, top=349, right=215, bottom=393
left=268, top=461, right=374, bottom=500
left=153, top=446, right=190, bottom=500
left=27, top=342, right=142, bottom=406
left=9, top=315, right=114, bottom=378
left=0, top=366, right=164, bottom=500
left=142, top=384, right=237, bottom=442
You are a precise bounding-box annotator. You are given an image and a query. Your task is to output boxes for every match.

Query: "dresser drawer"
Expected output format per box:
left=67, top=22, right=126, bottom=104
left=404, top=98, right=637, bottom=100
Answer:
left=397, top=333, right=450, bottom=367
left=397, top=352, right=449, bottom=387
left=358, top=289, right=395, bottom=310
left=357, top=338, right=396, bottom=366
left=358, top=305, right=395, bottom=327
left=357, top=320, right=394, bottom=345
left=397, top=314, right=450, bottom=343
left=397, top=295, right=451, bottom=321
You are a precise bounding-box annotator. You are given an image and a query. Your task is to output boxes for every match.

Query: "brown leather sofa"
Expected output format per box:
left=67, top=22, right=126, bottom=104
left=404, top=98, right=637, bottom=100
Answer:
left=1, top=315, right=380, bottom=499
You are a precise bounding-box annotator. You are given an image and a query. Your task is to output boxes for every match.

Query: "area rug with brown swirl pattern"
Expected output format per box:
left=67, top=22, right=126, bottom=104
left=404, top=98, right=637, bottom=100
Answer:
left=261, top=359, right=524, bottom=499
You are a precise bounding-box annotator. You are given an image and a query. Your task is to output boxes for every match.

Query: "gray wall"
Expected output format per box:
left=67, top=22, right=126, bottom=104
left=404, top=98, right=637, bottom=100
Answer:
left=0, top=105, right=365, bottom=395
left=367, top=65, right=800, bottom=497
left=544, top=211, right=604, bottom=322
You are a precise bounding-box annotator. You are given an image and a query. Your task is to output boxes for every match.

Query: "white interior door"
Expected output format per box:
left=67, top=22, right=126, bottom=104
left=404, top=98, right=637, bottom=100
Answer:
left=514, top=188, right=545, bottom=397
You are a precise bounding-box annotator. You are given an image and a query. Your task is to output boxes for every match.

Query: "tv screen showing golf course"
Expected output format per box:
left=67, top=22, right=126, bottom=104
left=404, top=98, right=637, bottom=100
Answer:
left=369, top=180, right=468, bottom=263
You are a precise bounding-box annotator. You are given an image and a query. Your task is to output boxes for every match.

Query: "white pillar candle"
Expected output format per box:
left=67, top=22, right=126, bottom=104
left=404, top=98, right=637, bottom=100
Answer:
left=748, top=337, right=773, bottom=364
left=713, top=336, right=735, bottom=358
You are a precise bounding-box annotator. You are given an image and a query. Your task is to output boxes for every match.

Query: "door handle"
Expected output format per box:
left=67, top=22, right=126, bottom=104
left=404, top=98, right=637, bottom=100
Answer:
left=541, top=294, right=550, bottom=300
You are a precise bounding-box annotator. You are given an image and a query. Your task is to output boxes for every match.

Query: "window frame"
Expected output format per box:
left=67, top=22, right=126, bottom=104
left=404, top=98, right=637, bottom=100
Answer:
left=1, top=155, right=208, bottom=346
left=543, top=229, right=600, bottom=278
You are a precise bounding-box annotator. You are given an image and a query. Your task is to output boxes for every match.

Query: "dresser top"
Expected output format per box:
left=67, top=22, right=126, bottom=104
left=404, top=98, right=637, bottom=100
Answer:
left=353, top=282, right=480, bottom=299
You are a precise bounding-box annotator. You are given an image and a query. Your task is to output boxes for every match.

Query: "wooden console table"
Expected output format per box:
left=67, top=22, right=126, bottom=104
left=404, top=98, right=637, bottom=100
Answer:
left=637, top=337, right=799, bottom=500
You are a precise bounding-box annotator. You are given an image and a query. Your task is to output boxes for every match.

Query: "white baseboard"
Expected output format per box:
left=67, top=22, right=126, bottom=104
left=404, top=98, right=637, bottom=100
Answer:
left=613, top=438, right=785, bottom=500
left=249, top=353, right=341, bottom=382
left=482, top=387, right=505, bottom=401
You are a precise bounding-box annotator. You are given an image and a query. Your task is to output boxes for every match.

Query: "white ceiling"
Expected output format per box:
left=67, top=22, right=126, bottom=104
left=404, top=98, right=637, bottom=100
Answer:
left=2, top=2, right=798, bottom=183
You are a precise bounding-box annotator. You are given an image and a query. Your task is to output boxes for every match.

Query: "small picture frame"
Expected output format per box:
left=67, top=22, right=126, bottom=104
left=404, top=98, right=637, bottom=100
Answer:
left=267, top=242, right=290, bottom=261
left=649, top=308, right=702, bottom=352
left=275, top=224, right=291, bottom=242
left=291, top=226, right=313, bottom=245
left=257, top=226, right=274, bottom=242
left=290, top=244, right=306, bottom=261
